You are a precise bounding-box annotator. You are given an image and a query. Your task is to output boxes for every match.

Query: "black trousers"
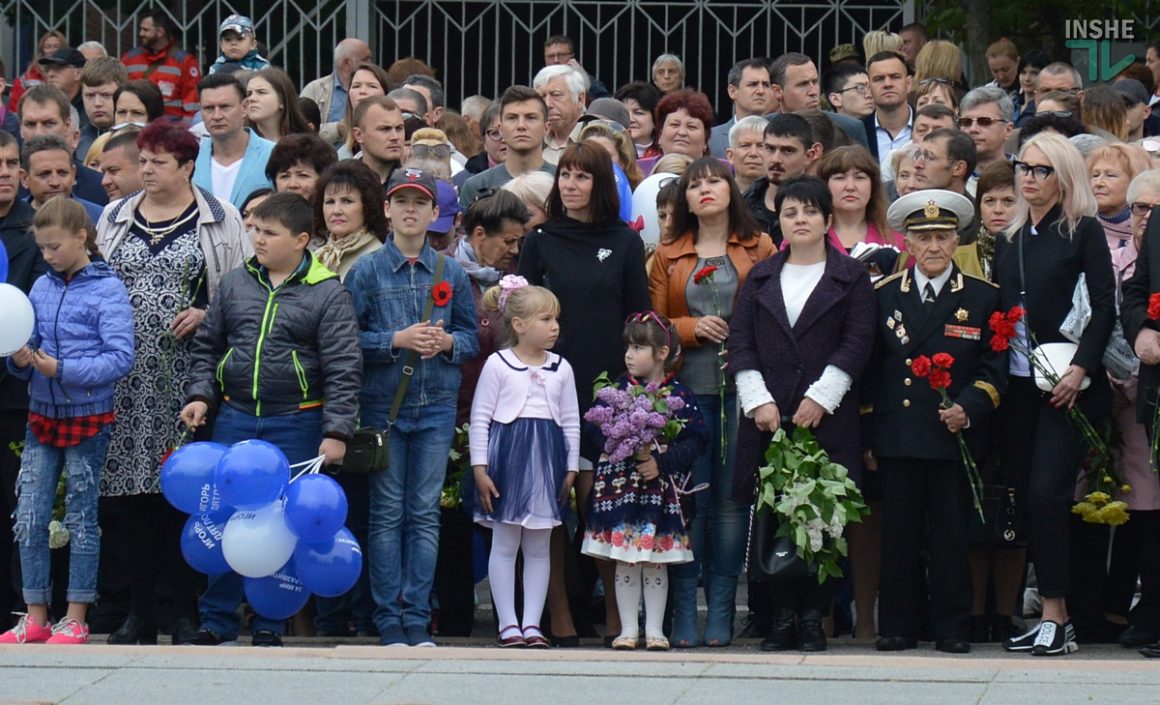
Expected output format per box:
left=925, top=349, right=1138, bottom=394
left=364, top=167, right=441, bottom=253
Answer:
left=1002, top=377, right=1087, bottom=598
left=878, top=456, right=972, bottom=641
left=0, top=411, right=25, bottom=624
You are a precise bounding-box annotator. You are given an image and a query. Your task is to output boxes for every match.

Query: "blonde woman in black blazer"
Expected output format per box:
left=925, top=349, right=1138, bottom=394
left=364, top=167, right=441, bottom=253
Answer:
left=992, top=132, right=1115, bottom=656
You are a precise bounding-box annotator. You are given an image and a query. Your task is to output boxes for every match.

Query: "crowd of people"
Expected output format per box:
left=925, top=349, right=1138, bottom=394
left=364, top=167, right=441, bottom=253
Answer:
left=3, top=10, right=1160, bottom=660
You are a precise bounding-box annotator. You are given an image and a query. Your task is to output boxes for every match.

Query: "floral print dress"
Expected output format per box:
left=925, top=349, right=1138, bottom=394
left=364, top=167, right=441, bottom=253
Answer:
left=581, top=376, right=708, bottom=564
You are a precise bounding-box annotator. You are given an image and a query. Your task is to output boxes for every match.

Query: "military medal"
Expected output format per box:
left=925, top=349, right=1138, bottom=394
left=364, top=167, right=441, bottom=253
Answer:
left=955, top=308, right=969, bottom=322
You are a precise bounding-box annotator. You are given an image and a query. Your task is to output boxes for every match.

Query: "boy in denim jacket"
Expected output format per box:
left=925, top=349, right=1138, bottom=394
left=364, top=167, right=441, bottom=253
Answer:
left=345, top=168, right=478, bottom=646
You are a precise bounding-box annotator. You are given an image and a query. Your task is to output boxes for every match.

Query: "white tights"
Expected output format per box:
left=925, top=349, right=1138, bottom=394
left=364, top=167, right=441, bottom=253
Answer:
left=489, top=523, right=552, bottom=637
left=614, top=561, right=668, bottom=640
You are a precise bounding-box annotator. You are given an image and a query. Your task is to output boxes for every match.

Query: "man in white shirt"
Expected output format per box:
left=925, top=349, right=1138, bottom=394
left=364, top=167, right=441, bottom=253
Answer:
left=533, top=64, right=587, bottom=165
left=863, top=51, right=913, bottom=173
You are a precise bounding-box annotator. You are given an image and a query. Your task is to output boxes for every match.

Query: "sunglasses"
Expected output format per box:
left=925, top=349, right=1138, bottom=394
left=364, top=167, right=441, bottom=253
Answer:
left=1038, top=110, right=1073, bottom=119
left=112, top=120, right=146, bottom=132
left=625, top=310, right=672, bottom=350
left=1131, top=201, right=1160, bottom=217
left=958, top=116, right=1007, bottom=129
left=1013, top=161, right=1055, bottom=180
left=920, top=77, right=956, bottom=88
left=410, top=143, right=452, bottom=160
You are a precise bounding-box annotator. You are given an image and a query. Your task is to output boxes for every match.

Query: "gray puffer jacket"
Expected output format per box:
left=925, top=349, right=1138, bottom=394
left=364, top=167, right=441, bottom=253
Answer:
left=185, top=252, right=362, bottom=440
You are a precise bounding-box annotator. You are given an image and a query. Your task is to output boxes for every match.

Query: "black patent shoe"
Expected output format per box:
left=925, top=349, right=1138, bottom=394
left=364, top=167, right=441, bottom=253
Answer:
left=1119, top=625, right=1159, bottom=648
left=936, top=638, right=972, bottom=654
left=760, top=610, right=797, bottom=652
left=798, top=618, right=827, bottom=652
left=107, top=615, right=158, bottom=645
left=969, top=615, right=990, bottom=643
left=875, top=635, right=917, bottom=651
left=738, top=614, right=771, bottom=639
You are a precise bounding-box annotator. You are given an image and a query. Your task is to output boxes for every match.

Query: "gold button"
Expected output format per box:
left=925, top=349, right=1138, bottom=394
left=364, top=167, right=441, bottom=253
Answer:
left=904, top=378, right=912, bottom=386
left=903, top=399, right=911, bottom=408
left=904, top=358, right=912, bottom=366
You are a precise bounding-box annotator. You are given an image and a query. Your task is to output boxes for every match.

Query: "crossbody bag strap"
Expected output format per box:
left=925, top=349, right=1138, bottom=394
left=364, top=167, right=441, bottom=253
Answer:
left=387, top=254, right=447, bottom=424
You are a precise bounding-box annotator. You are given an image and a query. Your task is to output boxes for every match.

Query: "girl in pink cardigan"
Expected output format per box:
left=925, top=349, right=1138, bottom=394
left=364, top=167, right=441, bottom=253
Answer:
left=469, top=276, right=580, bottom=648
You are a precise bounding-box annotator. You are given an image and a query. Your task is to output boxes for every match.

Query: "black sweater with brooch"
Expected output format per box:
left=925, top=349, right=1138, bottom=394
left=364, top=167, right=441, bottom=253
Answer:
left=519, top=216, right=650, bottom=459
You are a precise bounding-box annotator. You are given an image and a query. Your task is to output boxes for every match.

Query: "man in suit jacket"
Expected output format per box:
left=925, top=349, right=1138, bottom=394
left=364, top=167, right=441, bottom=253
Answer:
left=709, top=59, right=772, bottom=158
left=862, top=51, right=914, bottom=171
left=865, top=190, right=1007, bottom=655
left=192, top=73, right=274, bottom=210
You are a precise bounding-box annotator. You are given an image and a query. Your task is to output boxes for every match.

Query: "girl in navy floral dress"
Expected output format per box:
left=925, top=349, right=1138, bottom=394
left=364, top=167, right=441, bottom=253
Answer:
left=581, top=311, right=709, bottom=650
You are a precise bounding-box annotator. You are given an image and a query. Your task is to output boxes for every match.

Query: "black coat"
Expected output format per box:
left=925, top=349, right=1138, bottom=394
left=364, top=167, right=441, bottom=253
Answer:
left=993, top=204, right=1114, bottom=418
left=864, top=265, right=1008, bottom=461
left=0, top=199, right=45, bottom=411
left=728, top=245, right=875, bottom=502
left=1122, top=205, right=1160, bottom=421
left=742, top=177, right=781, bottom=247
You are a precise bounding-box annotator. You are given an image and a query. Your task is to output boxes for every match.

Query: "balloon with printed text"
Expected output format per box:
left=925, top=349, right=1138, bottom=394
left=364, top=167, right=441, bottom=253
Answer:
left=160, top=442, right=230, bottom=514
left=243, top=559, right=310, bottom=620
left=293, top=527, right=363, bottom=597
left=180, top=510, right=234, bottom=574
left=221, top=500, right=298, bottom=578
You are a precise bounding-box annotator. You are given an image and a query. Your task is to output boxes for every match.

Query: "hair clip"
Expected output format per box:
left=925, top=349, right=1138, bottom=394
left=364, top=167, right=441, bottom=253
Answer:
left=498, top=274, right=529, bottom=313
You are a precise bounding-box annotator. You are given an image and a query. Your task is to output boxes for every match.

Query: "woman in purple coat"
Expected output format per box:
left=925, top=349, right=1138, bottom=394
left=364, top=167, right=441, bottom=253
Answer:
left=728, top=176, right=875, bottom=652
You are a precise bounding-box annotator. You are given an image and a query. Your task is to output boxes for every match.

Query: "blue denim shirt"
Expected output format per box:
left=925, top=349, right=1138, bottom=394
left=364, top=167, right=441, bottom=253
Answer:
left=345, top=239, right=479, bottom=425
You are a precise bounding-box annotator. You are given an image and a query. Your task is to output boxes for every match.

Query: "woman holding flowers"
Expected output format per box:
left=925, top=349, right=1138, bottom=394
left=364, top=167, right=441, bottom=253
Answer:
left=993, top=132, right=1115, bottom=656
left=648, top=156, right=773, bottom=647
left=728, top=176, right=874, bottom=652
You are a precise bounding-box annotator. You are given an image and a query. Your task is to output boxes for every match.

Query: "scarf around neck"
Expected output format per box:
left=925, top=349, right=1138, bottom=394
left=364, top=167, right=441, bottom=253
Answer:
left=316, top=228, right=378, bottom=273
left=453, top=237, right=502, bottom=286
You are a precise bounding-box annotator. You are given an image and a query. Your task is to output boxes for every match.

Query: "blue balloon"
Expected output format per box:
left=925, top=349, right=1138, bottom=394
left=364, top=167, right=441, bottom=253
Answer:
left=180, top=510, right=234, bottom=574
left=0, top=237, right=8, bottom=283
left=293, top=527, right=363, bottom=598
left=160, top=442, right=230, bottom=514
left=613, top=163, right=633, bottom=222
left=214, top=440, right=290, bottom=509
left=284, top=474, right=349, bottom=544
left=243, top=559, right=310, bottom=620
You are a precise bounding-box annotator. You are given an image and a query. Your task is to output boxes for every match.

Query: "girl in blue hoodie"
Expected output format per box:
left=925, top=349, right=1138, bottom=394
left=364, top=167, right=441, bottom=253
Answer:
left=2, top=197, right=134, bottom=645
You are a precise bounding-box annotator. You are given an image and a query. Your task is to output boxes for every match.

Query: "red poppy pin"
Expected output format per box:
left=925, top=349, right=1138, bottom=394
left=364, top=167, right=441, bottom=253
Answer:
left=432, top=281, right=452, bottom=307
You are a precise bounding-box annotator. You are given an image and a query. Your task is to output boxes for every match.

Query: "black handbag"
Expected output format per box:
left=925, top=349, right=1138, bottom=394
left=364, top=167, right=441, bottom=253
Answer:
left=747, top=506, right=817, bottom=581
left=341, top=255, right=446, bottom=475
left=968, top=484, right=1025, bottom=548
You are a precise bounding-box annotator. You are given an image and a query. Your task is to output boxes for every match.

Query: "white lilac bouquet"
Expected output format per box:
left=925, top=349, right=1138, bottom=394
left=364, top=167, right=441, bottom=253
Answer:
left=755, top=427, right=868, bottom=583
left=584, top=373, right=687, bottom=464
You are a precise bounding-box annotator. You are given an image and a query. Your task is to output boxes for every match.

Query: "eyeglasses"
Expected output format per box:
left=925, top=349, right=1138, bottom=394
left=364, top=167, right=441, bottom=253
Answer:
left=958, top=116, right=1007, bottom=129
left=545, top=51, right=574, bottom=62
left=837, top=83, right=870, bottom=96
left=625, top=310, right=672, bottom=350
left=410, top=143, right=452, bottom=160
left=915, top=150, right=945, bottom=162
left=485, top=129, right=504, bottom=142
left=1038, top=110, right=1073, bottom=119
left=1131, top=201, right=1160, bottom=217
left=1013, top=161, right=1056, bottom=180
left=920, top=77, right=955, bottom=87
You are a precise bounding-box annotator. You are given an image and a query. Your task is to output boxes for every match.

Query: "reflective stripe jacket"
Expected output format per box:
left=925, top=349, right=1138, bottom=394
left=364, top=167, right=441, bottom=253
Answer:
left=121, top=42, right=201, bottom=119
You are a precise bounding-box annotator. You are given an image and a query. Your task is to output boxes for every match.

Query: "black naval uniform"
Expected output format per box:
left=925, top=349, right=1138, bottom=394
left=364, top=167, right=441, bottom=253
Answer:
left=863, top=264, right=1008, bottom=643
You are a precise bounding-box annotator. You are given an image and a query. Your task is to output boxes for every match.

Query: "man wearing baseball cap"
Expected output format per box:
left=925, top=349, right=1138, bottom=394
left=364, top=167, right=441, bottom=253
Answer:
left=209, top=14, right=270, bottom=74
left=344, top=166, right=480, bottom=647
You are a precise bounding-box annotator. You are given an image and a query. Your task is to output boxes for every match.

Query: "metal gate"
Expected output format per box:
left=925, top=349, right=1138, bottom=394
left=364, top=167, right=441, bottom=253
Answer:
left=0, top=0, right=911, bottom=110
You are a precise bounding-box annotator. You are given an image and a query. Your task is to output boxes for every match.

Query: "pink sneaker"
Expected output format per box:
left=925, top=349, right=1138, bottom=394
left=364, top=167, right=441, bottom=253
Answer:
left=45, top=617, right=89, bottom=644
left=0, top=615, right=53, bottom=644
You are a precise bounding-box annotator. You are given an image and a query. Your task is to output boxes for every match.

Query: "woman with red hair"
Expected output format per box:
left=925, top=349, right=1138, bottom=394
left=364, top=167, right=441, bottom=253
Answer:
left=95, top=121, right=250, bottom=645
left=638, top=89, right=715, bottom=176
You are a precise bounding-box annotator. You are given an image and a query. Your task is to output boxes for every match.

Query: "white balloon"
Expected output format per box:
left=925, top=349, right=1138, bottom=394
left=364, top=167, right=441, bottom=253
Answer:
left=222, top=500, right=298, bottom=578
left=630, top=172, right=681, bottom=247
left=0, top=283, right=34, bottom=357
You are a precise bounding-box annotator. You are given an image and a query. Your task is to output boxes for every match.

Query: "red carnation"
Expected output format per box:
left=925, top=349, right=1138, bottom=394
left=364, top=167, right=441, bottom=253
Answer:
left=432, top=281, right=452, bottom=307
left=929, top=369, right=952, bottom=390
left=911, top=355, right=932, bottom=378
left=932, top=352, right=955, bottom=369
left=1149, top=293, right=1160, bottom=321
left=693, top=265, right=718, bottom=285
left=990, top=335, right=1010, bottom=352
left=1006, top=306, right=1025, bottom=323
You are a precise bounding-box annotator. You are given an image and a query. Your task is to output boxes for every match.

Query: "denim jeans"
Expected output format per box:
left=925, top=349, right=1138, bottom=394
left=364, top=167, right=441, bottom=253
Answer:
left=198, top=405, right=322, bottom=639
left=367, top=402, right=457, bottom=634
left=669, top=393, right=747, bottom=643
left=15, top=425, right=111, bottom=605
